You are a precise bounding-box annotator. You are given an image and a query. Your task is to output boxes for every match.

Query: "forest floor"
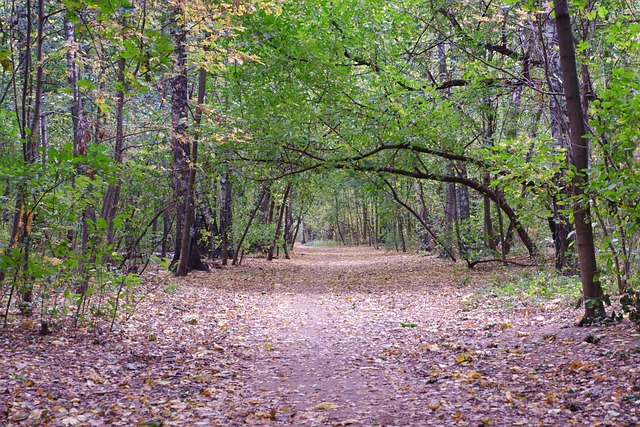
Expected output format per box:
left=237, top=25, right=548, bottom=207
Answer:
left=1, top=245, right=639, bottom=426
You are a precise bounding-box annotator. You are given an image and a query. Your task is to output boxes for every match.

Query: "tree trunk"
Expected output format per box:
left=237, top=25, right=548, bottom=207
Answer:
left=8, top=0, right=46, bottom=314
left=416, top=183, right=433, bottom=251
left=176, top=66, right=207, bottom=276
left=65, top=17, right=93, bottom=295
left=398, top=211, right=406, bottom=252
left=233, top=186, right=267, bottom=265
left=542, top=9, right=577, bottom=273
left=101, top=56, right=125, bottom=248
left=553, top=0, right=606, bottom=321
left=267, top=184, right=291, bottom=261
left=444, top=181, right=457, bottom=255
left=169, top=11, right=190, bottom=270
left=218, top=171, right=234, bottom=265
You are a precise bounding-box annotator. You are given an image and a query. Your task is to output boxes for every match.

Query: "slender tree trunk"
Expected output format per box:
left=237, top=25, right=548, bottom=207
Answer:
left=398, top=211, right=406, bottom=252
left=444, top=180, right=457, bottom=255
left=176, top=67, right=207, bottom=276
left=218, top=171, right=234, bottom=265
left=233, top=186, right=267, bottom=265
left=482, top=105, right=497, bottom=251
left=161, top=212, right=170, bottom=257
left=65, top=17, right=93, bottom=295
left=553, top=0, right=606, bottom=321
left=542, top=9, right=577, bottom=273
left=8, top=0, right=45, bottom=314
left=335, top=193, right=346, bottom=245
left=267, top=184, right=291, bottom=261
left=101, top=56, right=125, bottom=248
left=169, top=11, right=189, bottom=269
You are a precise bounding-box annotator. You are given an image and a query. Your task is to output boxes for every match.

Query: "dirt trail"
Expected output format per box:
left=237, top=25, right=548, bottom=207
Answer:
left=230, top=246, right=446, bottom=426
left=1, top=245, right=638, bottom=427
left=208, top=246, right=638, bottom=426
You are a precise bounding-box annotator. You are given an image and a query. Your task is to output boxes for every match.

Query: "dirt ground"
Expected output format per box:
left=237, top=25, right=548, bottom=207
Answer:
left=1, top=245, right=639, bottom=426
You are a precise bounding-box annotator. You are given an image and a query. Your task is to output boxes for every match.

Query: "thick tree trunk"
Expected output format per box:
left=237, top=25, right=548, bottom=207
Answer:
left=553, top=0, right=606, bottom=321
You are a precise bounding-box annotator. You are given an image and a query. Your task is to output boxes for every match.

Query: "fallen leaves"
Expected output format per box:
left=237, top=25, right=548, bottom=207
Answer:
left=455, top=352, right=474, bottom=364
left=1, top=246, right=639, bottom=426
left=313, top=401, right=338, bottom=410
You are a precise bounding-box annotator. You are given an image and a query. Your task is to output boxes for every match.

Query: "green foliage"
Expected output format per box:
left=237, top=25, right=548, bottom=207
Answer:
left=479, top=270, right=582, bottom=307
left=162, top=283, right=181, bottom=295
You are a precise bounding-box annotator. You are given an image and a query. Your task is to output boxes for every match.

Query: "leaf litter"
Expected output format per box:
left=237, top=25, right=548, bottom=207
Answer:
left=1, top=245, right=639, bottom=426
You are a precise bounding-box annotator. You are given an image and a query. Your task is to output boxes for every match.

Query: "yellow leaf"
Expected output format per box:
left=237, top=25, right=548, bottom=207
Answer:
left=455, top=353, right=473, bottom=364
left=45, top=256, right=62, bottom=266
left=466, top=370, right=482, bottom=380
left=313, top=402, right=338, bottom=410
left=263, top=343, right=274, bottom=351
left=499, top=320, right=513, bottom=329
left=570, top=360, right=583, bottom=371
left=183, top=316, right=198, bottom=325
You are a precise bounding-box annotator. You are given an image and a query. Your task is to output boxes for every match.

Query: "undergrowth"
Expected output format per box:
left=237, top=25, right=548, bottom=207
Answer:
left=470, top=269, right=583, bottom=309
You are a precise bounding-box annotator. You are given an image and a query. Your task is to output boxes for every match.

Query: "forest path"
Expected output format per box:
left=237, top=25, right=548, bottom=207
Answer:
left=191, top=245, right=638, bottom=426
left=226, top=246, right=455, bottom=426
left=2, top=245, right=639, bottom=427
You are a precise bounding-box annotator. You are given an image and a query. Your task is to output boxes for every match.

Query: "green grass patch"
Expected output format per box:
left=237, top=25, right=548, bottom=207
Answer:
left=162, top=283, right=181, bottom=295
left=469, top=269, right=583, bottom=308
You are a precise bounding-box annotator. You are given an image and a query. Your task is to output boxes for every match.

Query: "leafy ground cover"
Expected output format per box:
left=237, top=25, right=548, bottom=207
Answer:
left=1, top=246, right=639, bottom=426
